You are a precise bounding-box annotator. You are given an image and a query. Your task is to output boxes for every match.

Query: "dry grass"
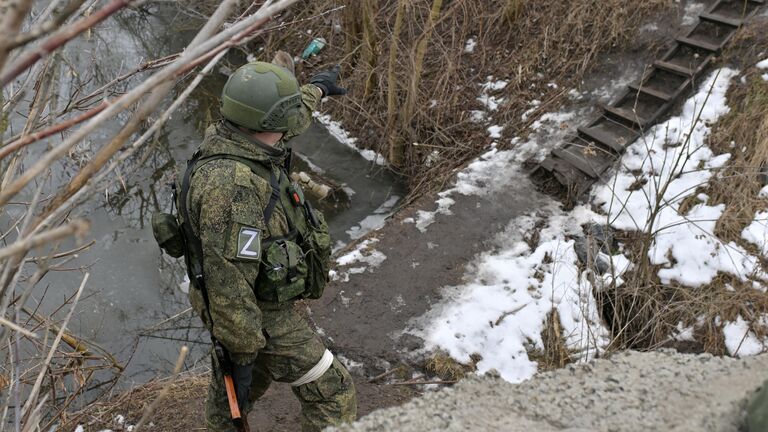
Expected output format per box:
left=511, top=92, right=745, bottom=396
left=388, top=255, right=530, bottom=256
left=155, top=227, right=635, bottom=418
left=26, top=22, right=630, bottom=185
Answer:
left=424, top=351, right=478, bottom=381
left=526, top=310, right=572, bottom=372
left=709, top=78, right=768, bottom=249
left=61, top=372, right=209, bottom=432
left=238, top=0, right=673, bottom=200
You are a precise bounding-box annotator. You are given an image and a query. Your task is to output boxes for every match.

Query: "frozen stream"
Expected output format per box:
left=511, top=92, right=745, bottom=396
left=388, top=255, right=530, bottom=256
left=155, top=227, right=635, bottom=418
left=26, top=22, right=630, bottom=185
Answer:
left=5, top=4, right=403, bottom=386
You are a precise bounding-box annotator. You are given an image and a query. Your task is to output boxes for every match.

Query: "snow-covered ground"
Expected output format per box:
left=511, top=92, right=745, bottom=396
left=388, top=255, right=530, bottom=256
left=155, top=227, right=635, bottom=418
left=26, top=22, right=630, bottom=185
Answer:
left=314, top=113, right=387, bottom=166
left=331, top=238, right=388, bottom=285
left=759, top=57, right=768, bottom=81
left=412, top=65, right=768, bottom=383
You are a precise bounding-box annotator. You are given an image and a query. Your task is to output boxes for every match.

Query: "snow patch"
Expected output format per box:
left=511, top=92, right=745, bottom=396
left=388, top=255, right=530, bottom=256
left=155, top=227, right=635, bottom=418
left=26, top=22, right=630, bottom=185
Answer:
left=469, top=110, right=488, bottom=123
left=682, top=2, right=706, bottom=26
left=487, top=125, right=504, bottom=139
left=314, top=113, right=387, bottom=166
left=592, top=68, right=759, bottom=287
left=673, top=322, right=695, bottom=342
left=464, top=37, right=477, bottom=53
left=416, top=206, right=609, bottom=383
left=531, top=111, right=575, bottom=131
left=337, top=354, right=364, bottom=373
left=477, top=94, right=504, bottom=111
left=476, top=77, right=507, bottom=111
left=742, top=211, right=768, bottom=257
left=724, top=315, right=767, bottom=357
left=567, top=89, right=583, bottom=101
left=757, top=58, right=768, bottom=69
left=333, top=238, right=387, bottom=282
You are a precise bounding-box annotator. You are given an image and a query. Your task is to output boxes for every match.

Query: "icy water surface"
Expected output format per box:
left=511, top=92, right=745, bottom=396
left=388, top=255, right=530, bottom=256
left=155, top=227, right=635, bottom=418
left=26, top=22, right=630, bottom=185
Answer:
left=12, top=4, right=402, bottom=386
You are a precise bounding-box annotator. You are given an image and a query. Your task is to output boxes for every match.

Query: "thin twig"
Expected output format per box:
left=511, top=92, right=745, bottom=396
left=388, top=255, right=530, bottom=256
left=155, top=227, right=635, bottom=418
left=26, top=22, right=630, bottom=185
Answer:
left=132, top=345, right=189, bottom=431
left=20, top=272, right=88, bottom=421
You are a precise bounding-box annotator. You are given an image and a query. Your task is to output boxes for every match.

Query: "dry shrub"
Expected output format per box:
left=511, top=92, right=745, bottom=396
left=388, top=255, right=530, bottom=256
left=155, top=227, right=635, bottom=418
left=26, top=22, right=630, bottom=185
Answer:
left=62, top=373, right=209, bottom=432
left=247, top=0, right=671, bottom=199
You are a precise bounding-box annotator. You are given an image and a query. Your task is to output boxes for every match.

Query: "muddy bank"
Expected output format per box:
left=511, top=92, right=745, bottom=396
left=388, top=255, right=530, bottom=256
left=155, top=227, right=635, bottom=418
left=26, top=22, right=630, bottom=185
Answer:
left=334, top=350, right=768, bottom=432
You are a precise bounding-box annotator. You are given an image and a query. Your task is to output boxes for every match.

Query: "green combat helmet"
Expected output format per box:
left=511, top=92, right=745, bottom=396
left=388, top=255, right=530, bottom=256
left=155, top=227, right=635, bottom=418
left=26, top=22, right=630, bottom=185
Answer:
left=220, top=62, right=302, bottom=132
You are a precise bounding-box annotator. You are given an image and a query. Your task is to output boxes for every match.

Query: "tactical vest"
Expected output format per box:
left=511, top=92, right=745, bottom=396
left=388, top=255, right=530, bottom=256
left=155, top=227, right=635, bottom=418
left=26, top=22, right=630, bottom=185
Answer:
left=152, top=152, right=332, bottom=306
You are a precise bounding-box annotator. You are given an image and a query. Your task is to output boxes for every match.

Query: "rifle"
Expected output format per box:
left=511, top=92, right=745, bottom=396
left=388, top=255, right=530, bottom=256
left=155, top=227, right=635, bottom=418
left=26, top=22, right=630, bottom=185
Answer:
left=178, top=156, right=250, bottom=431
left=214, top=340, right=249, bottom=432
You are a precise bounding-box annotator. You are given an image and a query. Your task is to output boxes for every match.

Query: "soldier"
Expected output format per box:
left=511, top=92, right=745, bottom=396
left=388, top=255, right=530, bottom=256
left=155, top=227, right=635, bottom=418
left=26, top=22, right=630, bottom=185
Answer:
left=178, top=60, right=356, bottom=431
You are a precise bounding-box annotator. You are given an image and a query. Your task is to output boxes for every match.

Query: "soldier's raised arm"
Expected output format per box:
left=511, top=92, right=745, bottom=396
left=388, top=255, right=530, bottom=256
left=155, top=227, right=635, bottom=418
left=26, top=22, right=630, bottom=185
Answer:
left=281, top=84, right=323, bottom=143
left=282, top=65, right=347, bottom=143
left=191, top=161, right=267, bottom=365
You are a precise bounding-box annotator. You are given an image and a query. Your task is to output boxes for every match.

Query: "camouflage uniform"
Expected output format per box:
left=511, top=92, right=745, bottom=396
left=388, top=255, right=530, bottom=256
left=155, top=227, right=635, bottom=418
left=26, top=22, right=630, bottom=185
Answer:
left=184, top=84, right=357, bottom=431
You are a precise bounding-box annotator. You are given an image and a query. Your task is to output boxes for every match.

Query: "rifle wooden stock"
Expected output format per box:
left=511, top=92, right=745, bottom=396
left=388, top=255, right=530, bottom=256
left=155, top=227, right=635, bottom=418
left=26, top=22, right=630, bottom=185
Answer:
left=224, top=374, right=242, bottom=420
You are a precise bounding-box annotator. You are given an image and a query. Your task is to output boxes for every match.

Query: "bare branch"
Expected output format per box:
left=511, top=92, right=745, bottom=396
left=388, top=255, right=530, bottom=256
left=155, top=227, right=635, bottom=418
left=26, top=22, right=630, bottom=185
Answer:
left=0, top=220, right=90, bottom=262
left=20, top=272, right=88, bottom=422
left=0, top=0, right=34, bottom=72
left=0, top=0, right=299, bottom=210
left=0, top=0, right=134, bottom=87
left=4, top=0, right=87, bottom=51
left=0, top=315, right=37, bottom=339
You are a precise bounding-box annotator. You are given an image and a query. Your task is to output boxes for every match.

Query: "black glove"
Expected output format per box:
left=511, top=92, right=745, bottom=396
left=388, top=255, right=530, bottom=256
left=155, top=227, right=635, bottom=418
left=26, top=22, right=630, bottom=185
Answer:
left=310, top=65, right=347, bottom=97
left=232, top=362, right=254, bottom=411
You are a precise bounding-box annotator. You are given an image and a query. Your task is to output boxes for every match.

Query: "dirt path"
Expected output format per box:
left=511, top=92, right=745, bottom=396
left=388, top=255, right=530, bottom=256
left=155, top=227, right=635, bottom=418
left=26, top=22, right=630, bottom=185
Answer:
left=306, top=35, right=672, bottom=376
left=334, top=350, right=768, bottom=432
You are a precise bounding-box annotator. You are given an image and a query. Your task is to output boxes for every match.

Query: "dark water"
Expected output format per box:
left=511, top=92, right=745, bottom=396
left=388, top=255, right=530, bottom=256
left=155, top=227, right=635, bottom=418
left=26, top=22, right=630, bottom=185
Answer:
left=5, top=4, right=403, bottom=388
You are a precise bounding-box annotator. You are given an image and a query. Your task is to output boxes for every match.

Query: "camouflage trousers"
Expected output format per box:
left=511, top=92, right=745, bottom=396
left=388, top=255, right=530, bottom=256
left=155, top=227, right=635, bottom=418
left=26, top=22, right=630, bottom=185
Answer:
left=206, top=302, right=357, bottom=431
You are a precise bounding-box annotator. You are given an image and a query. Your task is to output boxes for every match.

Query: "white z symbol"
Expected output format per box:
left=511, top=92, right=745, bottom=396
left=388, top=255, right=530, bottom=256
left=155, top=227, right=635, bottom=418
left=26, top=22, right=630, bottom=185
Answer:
left=239, top=229, right=260, bottom=257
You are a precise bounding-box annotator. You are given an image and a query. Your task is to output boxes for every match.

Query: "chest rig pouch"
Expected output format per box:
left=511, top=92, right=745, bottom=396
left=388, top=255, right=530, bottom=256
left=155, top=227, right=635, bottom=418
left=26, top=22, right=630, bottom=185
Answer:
left=257, top=173, right=332, bottom=302
left=253, top=165, right=309, bottom=303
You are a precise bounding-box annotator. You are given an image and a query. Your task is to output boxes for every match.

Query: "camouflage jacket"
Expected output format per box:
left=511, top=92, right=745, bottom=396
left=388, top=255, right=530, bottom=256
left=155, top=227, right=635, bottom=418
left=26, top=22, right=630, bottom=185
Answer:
left=184, top=84, right=322, bottom=365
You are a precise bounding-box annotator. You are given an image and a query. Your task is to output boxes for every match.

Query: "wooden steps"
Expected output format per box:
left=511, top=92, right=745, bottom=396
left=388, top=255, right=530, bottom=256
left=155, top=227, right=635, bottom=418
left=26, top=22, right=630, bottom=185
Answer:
left=531, top=0, right=764, bottom=202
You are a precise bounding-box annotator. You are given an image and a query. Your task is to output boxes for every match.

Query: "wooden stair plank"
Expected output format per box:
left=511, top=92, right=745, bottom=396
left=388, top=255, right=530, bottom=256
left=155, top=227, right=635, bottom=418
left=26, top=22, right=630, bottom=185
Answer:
left=552, top=146, right=610, bottom=179
left=577, top=126, right=629, bottom=153
left=699, top=12, right=742, bottom=27
left=628, top=83, right=674, bottom=102
left=653, top=60, right=695, bottom=77
left=676, top=36, right=723, bottom=53
left=602, top=105, right=649, bottom=128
